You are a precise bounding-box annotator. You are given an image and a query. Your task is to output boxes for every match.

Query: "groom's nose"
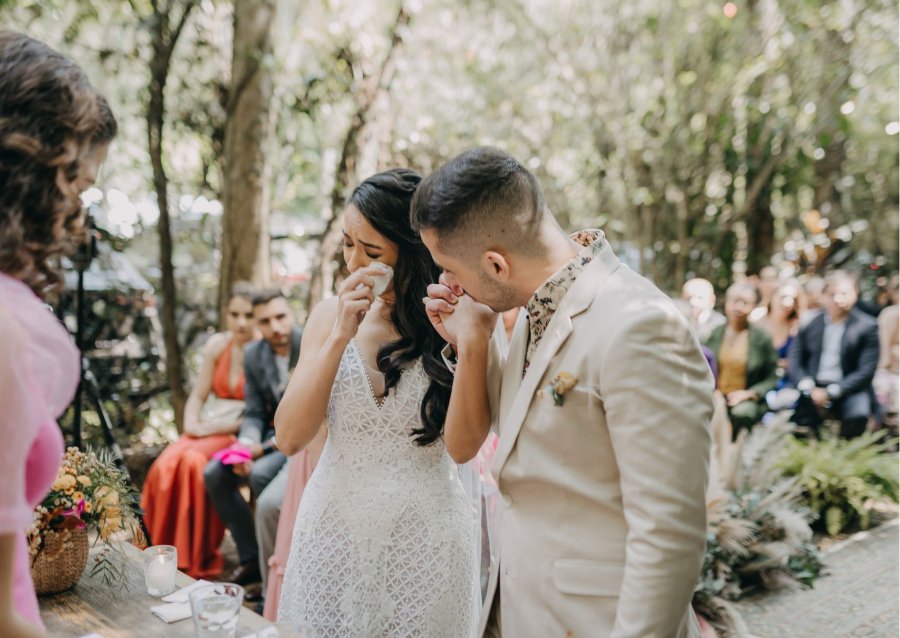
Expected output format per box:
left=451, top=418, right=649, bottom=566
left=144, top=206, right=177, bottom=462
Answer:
left=442, top=273, right=464, bottom=297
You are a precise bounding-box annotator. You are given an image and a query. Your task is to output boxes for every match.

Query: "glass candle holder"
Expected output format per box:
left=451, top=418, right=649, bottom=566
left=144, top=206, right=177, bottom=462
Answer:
left=189, top=583, right=244, bottom=638
left=142, top=545, right=177, bottom=597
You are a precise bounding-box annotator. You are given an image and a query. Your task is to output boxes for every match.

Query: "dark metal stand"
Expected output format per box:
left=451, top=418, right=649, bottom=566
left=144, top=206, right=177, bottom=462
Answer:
left=69, top=217, right=152, bottom=546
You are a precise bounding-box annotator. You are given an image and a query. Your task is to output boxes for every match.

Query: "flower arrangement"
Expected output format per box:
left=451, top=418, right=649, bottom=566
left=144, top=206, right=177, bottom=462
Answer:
left=27, top=447, right=144, bottom=588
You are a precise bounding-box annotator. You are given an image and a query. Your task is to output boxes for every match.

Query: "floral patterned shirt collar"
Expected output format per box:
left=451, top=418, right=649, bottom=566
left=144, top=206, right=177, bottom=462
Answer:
left=524, top=230, right=604, bottom=374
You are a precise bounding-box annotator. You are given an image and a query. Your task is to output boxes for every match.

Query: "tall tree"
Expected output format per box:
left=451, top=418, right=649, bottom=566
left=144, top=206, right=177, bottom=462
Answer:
left=147, top=0, right=198, bottom=430
left=218, top=0, right=276, bottom=321
left=306, top=3, right=409, bottom=311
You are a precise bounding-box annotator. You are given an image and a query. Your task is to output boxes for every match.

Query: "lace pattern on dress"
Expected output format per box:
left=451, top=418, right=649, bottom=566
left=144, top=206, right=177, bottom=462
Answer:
left=278, top=342, right=477, bottom=637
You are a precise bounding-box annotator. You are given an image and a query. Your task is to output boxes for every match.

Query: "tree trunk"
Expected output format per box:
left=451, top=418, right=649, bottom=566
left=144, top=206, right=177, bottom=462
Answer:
left=146, top=1, right=197, bottom=432
left=747, top=191, right=774, bottom=275
left=306, top=5, right=409, bottom=311
left=218, top=0, right=276, bottom=321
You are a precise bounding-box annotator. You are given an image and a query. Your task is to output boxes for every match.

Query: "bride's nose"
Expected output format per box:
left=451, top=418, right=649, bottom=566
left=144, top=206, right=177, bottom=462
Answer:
left=346, top=247, right=370, bottom=273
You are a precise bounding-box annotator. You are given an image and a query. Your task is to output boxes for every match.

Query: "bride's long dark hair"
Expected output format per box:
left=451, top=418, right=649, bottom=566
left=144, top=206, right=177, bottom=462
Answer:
left=347, top=168, right=452, bottom=446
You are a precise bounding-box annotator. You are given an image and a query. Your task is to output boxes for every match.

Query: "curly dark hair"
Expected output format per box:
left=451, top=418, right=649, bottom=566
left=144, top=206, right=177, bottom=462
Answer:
left=348, top=168, right=453, bottom=446
left=0, top=29, right=117, bottom=297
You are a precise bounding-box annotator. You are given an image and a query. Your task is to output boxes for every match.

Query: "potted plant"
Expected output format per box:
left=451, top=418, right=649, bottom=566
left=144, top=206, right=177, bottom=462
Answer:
left=26, top=447, right=143, bottom=594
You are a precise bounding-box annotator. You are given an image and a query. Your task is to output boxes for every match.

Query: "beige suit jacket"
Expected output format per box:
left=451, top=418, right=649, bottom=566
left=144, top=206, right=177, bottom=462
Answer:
left=478, top=239, right=713, bottom=638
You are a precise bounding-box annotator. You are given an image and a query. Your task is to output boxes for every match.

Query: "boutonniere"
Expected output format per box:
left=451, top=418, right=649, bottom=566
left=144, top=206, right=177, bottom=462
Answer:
left=540, top=372, right=578, bottom=406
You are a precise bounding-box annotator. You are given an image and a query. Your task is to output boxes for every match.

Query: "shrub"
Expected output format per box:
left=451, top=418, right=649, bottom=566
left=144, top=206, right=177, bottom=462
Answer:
left=776, top=431, right=899, bottom=535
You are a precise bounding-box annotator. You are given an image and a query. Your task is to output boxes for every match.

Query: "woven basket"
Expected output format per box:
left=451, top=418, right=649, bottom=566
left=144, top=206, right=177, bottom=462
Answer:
left=30, top=527, right=89, bottom=595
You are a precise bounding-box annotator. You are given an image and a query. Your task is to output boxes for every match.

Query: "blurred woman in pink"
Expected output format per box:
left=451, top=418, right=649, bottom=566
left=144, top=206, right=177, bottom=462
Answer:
left=262, top=436, right=323, bottom=621
left=0, top=29, right=115, bottom=637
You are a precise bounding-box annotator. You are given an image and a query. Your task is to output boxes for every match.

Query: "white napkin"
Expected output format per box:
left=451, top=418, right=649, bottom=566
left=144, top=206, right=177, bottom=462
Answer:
left=161, top=579, right=213, bottom=603
left=369, top=261, right=394, bottom=297
left=150, top=601, right=192, bottom=623
left=355, top=261, right=393, bottom=297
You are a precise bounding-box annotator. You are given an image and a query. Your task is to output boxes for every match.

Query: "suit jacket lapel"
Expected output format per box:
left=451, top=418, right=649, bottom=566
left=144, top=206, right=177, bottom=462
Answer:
left=841, top=311, right=858, bottom=361
left=491, top=241, right=620, bottom=478
left=499, top=312, right=528, bottom=419
left=259, top=341, right=279, bottom=401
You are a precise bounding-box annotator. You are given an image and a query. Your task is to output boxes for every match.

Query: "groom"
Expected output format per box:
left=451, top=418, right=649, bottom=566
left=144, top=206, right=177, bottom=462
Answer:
left=415, top=147, right=713, bottom=638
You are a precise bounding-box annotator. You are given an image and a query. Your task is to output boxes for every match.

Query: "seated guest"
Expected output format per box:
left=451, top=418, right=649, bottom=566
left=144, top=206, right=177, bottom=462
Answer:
left=876, top=276, right=899, bottom=422
left=756, top=280, right=805, bottom=388
left=0, top=29, right=115, bottom=637
left=800, top=275, right=827, bottom=328
left=749, top=266, right=780, bottom=323
left=789, top=271, right=880, bottom=439
left=204, top=290, right=301, bottom=589
left=704, top=283, right=779, bottom=440
left=142, top=282, right=257, bottom=579
left=682, top=278, right=726, bottom=342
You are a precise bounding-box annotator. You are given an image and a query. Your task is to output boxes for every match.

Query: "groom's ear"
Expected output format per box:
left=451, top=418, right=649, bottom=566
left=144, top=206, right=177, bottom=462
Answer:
left=482, top=251, right=511, bottom=282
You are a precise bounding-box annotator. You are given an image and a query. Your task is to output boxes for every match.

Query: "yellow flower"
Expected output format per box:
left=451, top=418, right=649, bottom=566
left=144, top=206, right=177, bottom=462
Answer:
left=552, top=372, right=578, bottom=395
left=64, top=486, right=75, bottom=495
left=94, top=486, right=121, bottom=518
left=65, top=466, right=77, bottom=475
left=72, top=491, right=85, bottom=503
left=51, top=478, right=67, bottom=492
left=77, top=476, right=92, bottom=487
left=100, top=516, right=122, bottom=540
left=84, top=500, right=93, bottom=513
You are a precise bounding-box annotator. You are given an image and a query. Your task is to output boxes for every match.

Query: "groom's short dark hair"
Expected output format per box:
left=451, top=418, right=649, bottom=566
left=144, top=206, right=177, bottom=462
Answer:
left=410, top=147, right=548, bottom=257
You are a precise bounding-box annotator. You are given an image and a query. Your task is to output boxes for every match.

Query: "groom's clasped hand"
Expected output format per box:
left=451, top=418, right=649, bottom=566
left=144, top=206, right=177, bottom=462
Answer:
left=424, top=274, right=498, bottom=347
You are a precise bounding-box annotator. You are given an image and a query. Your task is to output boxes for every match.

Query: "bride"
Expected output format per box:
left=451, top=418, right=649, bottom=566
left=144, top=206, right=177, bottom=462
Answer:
left=274, top=169, right=479, bottom=637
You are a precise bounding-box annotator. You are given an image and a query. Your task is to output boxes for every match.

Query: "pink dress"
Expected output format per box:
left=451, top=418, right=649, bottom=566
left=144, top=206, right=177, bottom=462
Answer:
left=0, top=273, right=79, bottom=628
left=263, top=449, right=315, bottom=621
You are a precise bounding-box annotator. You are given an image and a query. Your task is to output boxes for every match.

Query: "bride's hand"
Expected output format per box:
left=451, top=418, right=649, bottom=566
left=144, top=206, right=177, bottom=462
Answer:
left=333, top=267, right=380, bottom=344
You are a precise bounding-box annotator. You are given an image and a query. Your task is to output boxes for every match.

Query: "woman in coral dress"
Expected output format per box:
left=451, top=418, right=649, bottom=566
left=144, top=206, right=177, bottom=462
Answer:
left=142, top=283, right=256, bottom=579
left=0, top=30, right=115, bottom=637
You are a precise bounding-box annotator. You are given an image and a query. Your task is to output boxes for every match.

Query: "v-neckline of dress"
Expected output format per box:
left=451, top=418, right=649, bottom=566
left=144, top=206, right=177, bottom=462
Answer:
left=352, top=338, right=388, bottom=411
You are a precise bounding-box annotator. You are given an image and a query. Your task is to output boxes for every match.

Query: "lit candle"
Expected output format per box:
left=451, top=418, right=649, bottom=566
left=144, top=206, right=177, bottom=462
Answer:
left=143, top=545, right=177, bottom=596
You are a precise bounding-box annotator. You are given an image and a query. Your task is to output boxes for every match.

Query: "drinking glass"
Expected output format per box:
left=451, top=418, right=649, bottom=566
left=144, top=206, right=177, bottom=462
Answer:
left=189, top=583, right=244, bottom=638
left=142, top=545, right=177, bottom=597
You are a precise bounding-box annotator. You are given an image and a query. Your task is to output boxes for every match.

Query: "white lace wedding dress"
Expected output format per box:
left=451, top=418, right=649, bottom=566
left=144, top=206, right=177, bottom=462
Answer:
left=278, top=340, right=477, bottom=637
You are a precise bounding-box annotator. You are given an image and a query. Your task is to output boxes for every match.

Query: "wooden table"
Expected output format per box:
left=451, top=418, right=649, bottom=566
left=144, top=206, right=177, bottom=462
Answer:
left=39, top=543, right=272, bottom=637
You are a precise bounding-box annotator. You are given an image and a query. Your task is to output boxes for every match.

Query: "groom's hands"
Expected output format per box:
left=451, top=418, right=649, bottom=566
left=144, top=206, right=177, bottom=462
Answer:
left=425, top=275, right=462, bottom=345
left=425, top=275, right=497, bottom=347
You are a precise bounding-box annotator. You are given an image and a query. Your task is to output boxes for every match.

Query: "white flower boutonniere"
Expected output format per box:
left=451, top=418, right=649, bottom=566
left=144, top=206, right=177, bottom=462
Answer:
left=541, top=372, right=578, bottom=406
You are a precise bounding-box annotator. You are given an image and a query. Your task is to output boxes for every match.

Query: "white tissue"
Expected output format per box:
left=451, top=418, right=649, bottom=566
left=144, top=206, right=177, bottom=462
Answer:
left=357, top=261, right=394, bottom=297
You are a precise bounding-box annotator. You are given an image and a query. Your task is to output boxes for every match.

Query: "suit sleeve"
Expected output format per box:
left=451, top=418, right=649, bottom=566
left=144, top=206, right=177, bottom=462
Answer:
left=238, top=347, right=267, bottom=444
left=601, top=306, right=713, bottom=638
left=838, top=322, right=880, bottom=396
left=788, top=326, right=811, bottom=387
